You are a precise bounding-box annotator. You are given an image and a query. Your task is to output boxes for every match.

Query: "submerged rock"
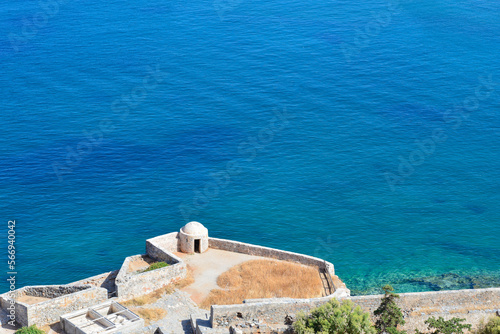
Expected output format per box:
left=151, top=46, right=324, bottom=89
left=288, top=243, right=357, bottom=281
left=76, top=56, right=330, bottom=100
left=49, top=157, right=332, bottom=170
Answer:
left=403, top=273, right=500, bottom=291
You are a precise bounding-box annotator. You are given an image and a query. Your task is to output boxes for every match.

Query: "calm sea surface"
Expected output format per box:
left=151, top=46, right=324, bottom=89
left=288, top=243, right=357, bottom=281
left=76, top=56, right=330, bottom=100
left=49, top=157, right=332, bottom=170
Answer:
left=1, top=0, right=499, bottom=294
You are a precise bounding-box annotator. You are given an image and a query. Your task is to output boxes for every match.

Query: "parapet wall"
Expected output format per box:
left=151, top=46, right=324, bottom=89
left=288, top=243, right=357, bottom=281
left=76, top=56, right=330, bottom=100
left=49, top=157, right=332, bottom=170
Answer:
left=147, top=240, right=182, bottom=265
left=350, top=288, right=500, bottom=332
left=0, top=285, right=108, bottom=327
left=208, top=237, right=352, bottom=329
left=2, top=285, right=88, bottom=301
left=210, top=289, right=350, bottom=328
left=68, top=270, right=118, bottom=295
left=146, top=232, right=180, bottom=255
left=209, top=237, right=337, bottom=281
left=115, top=254, right=187, bottom=300
left=114, top=232, right=189, bottom=300
left=211, top=287, right=500, bottom=331
left=0, top=294, right=28, bottom=328
left=23, top=285, right=89, bottom=298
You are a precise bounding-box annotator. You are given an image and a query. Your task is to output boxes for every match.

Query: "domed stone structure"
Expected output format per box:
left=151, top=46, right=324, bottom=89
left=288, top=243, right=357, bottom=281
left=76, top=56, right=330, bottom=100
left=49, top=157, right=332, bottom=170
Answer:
left=179, top=221, right=209, bottom=253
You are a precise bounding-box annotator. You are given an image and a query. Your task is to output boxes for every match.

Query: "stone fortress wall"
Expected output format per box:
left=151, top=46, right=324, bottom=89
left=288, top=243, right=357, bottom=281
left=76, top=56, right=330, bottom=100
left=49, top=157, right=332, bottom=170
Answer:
left=2, top=222, right=499, bottom=333
left=0, top=285, right=108, bottom=327
left=209, top=288, right=500, bottom=333
left=0, top=232, right=188, bottom=328
left=351, top=288, right=500, bottom=332
left=146, top=232, right=180, bottom=255
left=210, top=295, right=346, bottom=330
left=137, top=228, right=352, bottom=332
left=208, top=238, right=338, bottom=281
left=207, top=236, right=350, bottom=327
left=202, top=237, right=351, bottom=330
left=115, top=235, right=187, bottom=300
left=68, top=270, right=119, bottom=296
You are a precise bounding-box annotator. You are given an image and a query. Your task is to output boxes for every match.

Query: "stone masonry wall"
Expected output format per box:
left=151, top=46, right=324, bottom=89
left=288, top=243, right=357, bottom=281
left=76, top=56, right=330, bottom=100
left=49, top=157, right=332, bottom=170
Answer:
left=146, top=232, right=180, bottom=255
left=115, top=232, right=187, bottom=300
left=350, top=288, right=500, bottom=332
left=211, top=288, right=500, bottom=331
left=68, top=270, right=118, bottom=294
left=115, top=261, right=187, bottom=300
left=0, top=285, right=108, bottom=327
left=209, top=238, right=338, bottom=284
left=26, top=286, right=108, bottom=327
left=23, top=285, right=88, bottom=298
left=211, top=290, right=349, bottom=328
left=209, top=237, right=352, bottom=329
left=146, top=241, right=182, bottom=265
left=0, top=296, right=28, bottom=329
left=115, top=254, right=140, bottom=285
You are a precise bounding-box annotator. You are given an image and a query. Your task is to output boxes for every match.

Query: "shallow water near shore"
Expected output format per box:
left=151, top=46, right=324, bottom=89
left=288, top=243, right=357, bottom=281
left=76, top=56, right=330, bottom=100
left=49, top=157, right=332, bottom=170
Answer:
left=1, top=0, right=499, bottom=293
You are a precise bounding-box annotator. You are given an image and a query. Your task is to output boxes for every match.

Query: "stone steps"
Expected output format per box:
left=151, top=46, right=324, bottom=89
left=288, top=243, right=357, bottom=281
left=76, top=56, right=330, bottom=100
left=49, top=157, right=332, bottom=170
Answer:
left=319, top=270, right=333, bottom=296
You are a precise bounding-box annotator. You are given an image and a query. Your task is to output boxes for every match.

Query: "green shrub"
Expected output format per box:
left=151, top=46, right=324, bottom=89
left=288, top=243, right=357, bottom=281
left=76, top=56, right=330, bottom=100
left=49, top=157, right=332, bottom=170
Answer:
left=477, top=316, right=500, bottom=334
left=417, top=316, right=471, bottom=334
left=143, top=262, right=169, bottom=272
left=374, top=285, right=406, bottom=334
left=293, top=299, right=376, bottom=334
left=15, top=325, right=45, bottom=334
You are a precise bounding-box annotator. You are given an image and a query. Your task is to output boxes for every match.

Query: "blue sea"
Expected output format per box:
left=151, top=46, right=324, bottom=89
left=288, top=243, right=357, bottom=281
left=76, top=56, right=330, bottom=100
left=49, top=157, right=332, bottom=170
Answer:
left=1, top=0, right=499, bottom=294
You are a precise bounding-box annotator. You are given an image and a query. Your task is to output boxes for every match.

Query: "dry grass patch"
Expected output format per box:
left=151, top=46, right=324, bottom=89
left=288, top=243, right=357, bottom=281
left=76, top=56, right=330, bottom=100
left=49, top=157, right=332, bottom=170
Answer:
left=122, top=266, right=195, bottom=307
left=122, top=286, right=172, bottom=306
left=129, top=307, right=167, bottom=325
left=40, top=322, right=63, bottom=334
left=201, top=259, right=323, bottom=309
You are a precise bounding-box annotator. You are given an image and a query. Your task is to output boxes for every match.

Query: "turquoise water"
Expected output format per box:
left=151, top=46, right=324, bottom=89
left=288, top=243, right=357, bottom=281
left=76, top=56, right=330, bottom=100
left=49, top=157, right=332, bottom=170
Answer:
left=1, top=0, right=499, bottom=294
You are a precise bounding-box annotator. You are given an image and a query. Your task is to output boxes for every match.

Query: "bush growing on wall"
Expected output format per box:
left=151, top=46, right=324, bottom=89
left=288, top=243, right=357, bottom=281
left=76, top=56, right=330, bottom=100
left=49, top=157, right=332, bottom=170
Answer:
left=477, top=316, right=500, bottom=334
left=143, top=262, right=169, bottom=272
left=416, top=317, right=472, bottom=334
left=374, top=285, right=406, bottom=334
left=293, top=299, right=376, bottom=334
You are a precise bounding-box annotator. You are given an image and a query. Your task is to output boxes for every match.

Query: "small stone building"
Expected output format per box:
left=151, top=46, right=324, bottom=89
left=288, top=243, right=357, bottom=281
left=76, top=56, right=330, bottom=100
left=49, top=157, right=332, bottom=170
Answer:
left=179, top=221, right=209, bottom=253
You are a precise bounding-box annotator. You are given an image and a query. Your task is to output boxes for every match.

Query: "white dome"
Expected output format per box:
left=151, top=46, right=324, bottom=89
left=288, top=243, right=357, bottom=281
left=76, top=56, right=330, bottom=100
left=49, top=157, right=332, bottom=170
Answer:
left=181, top=221, right=208, bottom=236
